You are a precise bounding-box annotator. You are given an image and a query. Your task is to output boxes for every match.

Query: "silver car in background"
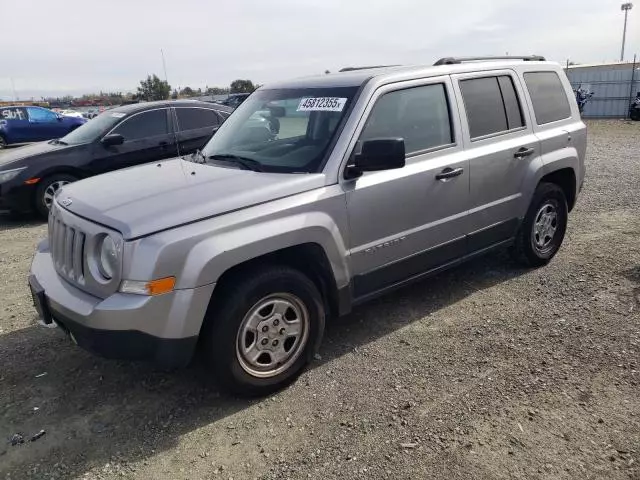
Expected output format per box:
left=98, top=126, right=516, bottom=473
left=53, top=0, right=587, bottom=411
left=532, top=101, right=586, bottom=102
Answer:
left=29, top=55, right=586, bottom=396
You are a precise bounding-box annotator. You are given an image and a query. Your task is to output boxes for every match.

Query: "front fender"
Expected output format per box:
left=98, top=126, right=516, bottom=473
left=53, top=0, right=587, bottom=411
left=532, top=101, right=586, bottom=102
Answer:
left=123, top=187, right=351, bottom=294
left=181, top=211, right=350, bottom=289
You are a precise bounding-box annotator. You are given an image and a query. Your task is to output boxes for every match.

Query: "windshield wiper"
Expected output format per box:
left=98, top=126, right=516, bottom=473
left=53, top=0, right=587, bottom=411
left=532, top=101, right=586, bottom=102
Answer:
left=207, top=154, right=264, bottom=172
left=50, top=138, right=68, bottom=146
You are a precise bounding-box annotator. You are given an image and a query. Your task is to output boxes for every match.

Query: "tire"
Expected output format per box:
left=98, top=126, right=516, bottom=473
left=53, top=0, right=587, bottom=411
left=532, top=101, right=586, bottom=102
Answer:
left=202, top=266, right=325, bottom=396
left=631, top=110, right=640, bottom=121
left=35, top=173, right=78, bottom=218
left=0, top=134, right=7, bottom=149
left=511, top=182, right=568, bottom=267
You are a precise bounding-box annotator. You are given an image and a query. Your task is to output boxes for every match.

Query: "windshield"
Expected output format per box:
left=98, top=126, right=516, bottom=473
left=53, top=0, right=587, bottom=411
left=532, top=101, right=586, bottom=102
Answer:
left=60, top=110, right=125, bottom=145
left=200, top=87, right=358, bottom=173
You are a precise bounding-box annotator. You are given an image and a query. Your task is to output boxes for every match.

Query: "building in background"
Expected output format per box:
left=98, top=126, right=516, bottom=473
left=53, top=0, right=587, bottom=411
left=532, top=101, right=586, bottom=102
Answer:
left=566, top=60, right=639, bottom=118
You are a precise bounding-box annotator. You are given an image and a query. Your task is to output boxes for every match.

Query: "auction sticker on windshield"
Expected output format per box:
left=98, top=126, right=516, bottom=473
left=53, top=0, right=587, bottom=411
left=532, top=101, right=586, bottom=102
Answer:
left=297, top=97, right=347, bottom=112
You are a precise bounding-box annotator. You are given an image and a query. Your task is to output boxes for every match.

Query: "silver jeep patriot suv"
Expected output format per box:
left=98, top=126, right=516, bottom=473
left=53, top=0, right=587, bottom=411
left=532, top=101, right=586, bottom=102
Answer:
left=29, top=56, right=586, bottom=395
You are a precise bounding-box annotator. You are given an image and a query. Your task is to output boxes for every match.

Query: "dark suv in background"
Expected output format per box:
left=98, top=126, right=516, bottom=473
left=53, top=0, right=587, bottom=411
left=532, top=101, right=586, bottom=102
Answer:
left=0, top=100, right=232, bottom=217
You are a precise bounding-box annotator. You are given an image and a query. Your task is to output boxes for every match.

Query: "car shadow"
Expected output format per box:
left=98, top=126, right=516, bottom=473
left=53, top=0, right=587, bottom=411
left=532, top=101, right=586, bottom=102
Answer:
left=0, top=213, right=44, bottom=231
left=0, top=250, right=528, bottom=477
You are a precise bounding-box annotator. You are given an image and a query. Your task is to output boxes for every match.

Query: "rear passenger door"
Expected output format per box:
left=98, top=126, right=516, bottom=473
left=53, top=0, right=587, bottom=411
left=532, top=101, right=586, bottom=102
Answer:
left=172, top=107, right=221, bottom=156
left=0, top=107, right=29, bottom=143
left=453, top=71, right=542, bottom=251
left=345, top=77, right=469, bottom=299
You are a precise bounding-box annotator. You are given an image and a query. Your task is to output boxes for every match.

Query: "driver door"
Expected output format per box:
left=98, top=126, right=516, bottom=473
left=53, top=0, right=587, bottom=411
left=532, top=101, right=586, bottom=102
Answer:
left=26, top=107, right=66, bottom=141
left=88, top=108, right=177, bottom=175
left=344, top=77, right=470, bottom=299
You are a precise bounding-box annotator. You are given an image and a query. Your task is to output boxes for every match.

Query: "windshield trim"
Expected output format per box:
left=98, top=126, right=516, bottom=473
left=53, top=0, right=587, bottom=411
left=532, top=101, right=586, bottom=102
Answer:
left=314, top=82, right=368, bottom=173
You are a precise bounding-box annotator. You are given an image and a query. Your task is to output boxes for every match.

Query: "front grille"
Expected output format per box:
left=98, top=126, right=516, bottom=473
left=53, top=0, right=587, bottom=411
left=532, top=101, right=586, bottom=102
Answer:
left=49, top=209, right=86, bottom=284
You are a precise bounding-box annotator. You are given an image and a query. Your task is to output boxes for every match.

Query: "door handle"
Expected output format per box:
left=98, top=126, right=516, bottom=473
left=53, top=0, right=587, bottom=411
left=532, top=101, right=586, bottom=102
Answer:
left=435, top=167, right=464, bottom=181
left=514, top=147, right=535, bottom=159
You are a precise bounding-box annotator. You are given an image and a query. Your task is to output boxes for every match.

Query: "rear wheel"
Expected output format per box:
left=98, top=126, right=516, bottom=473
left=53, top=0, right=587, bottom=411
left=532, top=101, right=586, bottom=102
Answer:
left=202, top=266, right=325, bottom=396
left=511, top=182, right=568, bottom=267
left=35, top=174, right=77, bottom=218
left=0, top=134, right=7, bottom=149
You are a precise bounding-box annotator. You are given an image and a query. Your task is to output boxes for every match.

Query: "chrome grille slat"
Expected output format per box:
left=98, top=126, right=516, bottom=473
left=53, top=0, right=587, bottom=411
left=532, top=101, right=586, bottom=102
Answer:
left=49, top=207, right=87, bottom=284
left=72, top=232, right=85, bottom=281
left=56, top=221, right=66, bottom=270
left=65, top=227, right=75, bottom=275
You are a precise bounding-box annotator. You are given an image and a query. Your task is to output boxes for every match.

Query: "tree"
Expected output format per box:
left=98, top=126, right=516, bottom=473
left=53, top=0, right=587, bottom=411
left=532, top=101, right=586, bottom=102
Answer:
left=230, top=79, right=257, bottom=93
left=137, top=74, right=171, bottom=101
left=206, top=86, right=230, bottom=95
left=180, top=86, right=195, bottom=96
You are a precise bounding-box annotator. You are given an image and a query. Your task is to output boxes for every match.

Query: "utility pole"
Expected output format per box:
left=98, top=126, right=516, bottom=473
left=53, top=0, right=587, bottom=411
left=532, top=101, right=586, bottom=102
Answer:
left=621, top=3, right=634, bottom=61
left=160, top=48, right=169, bottom=84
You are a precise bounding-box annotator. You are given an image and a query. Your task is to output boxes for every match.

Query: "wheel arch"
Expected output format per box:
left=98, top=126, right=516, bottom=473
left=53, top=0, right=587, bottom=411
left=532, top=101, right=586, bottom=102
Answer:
left=209, top=242, right=346, bottom=320
left=539, top=167, right=577, bottom=211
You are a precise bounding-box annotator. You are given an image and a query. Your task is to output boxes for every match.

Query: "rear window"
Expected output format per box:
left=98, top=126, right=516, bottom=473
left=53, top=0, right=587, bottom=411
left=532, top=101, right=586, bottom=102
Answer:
left=0, top=107, right=27, bottom=121
left=175, top=108, right=220, bottom=131
left=524, top=72, right=571, bottom=125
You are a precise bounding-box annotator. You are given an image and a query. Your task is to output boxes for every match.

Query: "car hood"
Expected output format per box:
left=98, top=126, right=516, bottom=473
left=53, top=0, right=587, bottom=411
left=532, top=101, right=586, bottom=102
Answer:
left=59, top=158, right=327, bottom=239
left=0, top=141, right=75, bottom=169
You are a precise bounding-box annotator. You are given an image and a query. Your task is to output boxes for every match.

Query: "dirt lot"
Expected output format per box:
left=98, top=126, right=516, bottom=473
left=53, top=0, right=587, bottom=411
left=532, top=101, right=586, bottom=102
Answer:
left=1, top=120, right=639, bottom=480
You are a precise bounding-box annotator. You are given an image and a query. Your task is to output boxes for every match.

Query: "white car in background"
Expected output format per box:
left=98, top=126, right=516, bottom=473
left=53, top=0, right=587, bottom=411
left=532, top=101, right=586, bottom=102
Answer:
left=59, top=110, right=84, bottom=119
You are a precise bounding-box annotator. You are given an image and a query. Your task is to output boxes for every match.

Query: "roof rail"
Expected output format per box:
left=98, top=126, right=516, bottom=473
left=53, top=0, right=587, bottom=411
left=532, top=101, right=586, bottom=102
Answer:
left=433, top=55, right=546, bottom=66
left=339, top=65, right=399, bottom=72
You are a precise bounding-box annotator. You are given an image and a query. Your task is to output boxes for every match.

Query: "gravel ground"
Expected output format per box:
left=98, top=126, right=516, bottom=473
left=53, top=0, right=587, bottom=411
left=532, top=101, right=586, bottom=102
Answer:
left=1, top=120, right=639, bottom=480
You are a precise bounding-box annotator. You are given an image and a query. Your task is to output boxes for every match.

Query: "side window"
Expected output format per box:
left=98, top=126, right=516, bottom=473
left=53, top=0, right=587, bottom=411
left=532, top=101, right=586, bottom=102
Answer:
left=460, top=77, right=507, bottom=138
left=524, top=71, right=571, bottom=125
left=0, top=107, right=27, bottom=121
left=112, top=109, right=168, bottom=141
left=360, top=83, right=453, bottom=155
left=460, top=75, right=525, bottom=138
left=175, top=108, right=219, bottom=131
left=27, top=107, right=57, bottom=122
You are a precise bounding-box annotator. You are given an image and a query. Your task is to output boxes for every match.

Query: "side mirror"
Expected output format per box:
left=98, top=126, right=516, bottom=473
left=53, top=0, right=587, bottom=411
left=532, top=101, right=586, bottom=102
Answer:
left=101, top=133, right=124, bottom=147
left=56, top=114, right=64, bottom=121
left=345, top=138, right=405, bottom=179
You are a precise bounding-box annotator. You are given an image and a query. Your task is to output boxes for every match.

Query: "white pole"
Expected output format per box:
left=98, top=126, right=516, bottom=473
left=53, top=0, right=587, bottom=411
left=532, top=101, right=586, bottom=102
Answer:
left=161, top=49, right=169, bottom=84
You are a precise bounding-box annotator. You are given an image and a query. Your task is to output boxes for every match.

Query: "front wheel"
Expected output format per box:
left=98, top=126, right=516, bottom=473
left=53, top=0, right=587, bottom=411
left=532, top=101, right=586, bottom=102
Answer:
left=35, top=173, right=78, bottom=218
left=511, top=182, right=568, bottom=267
left=0, top=134, right=7, bottom=149
left=202, top=266, right=325, bottom=396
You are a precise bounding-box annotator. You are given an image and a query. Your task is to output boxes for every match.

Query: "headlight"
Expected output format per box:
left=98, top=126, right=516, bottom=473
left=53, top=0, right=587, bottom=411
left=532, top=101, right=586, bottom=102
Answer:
left=98, top=235, right=119, bottom=279
left=0, top=167, right=26, bottom=184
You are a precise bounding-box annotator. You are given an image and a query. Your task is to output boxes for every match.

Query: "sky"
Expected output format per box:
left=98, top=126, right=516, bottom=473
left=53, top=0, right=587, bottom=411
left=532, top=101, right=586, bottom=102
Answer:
left=1, top=0, right=639, bottom=100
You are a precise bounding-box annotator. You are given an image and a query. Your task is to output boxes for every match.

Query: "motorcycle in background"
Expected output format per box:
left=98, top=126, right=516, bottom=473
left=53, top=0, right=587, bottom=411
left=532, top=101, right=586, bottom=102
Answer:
left=630, top=92, right=640, bottom=121
left=575, top=84, right=594, bottom=115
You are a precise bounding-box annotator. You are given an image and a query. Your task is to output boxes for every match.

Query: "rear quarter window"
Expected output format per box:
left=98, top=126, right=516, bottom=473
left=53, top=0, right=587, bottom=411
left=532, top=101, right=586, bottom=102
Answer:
left=524, top=71, right=572, bottom=125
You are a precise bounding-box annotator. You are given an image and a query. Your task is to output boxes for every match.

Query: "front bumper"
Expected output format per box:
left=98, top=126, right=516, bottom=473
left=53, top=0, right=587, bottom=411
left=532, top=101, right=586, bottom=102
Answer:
left=29, top=239, right=215, bottom=367
left=0, top=181, right=35, bottom=213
